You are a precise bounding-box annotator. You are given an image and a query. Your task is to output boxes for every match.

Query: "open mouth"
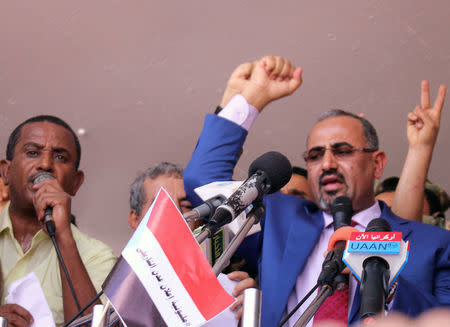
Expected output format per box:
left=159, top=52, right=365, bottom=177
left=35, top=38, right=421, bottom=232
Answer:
left=320, top=175, right=344, bottom=192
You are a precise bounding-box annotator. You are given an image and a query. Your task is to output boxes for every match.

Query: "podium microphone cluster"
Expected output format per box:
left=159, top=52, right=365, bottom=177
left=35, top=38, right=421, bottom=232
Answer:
left=203, top=151, right=292, bottom=236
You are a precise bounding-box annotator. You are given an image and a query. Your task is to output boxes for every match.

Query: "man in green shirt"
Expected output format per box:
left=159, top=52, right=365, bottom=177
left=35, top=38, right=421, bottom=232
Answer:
left=0, top=115, right=116, bottom=326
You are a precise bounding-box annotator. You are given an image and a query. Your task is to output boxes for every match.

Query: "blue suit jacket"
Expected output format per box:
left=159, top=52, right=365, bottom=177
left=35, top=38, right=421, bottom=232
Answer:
left=184, top=114, right=450, bottom=326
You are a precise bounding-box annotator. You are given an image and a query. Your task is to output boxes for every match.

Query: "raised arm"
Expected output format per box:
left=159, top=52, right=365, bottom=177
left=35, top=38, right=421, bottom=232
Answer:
left=184, top=56, right=302, bottom=205
left=391, top=81, right=447, bottom=221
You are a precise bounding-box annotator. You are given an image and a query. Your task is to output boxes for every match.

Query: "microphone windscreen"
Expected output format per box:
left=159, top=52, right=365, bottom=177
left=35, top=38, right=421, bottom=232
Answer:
left=331, top=196, right=353, bottom=227
left=33, top=172, right=55, bottom=185
left=366, top=218, right=392, bottom=232
left=248, top=151, right=292, bottom=194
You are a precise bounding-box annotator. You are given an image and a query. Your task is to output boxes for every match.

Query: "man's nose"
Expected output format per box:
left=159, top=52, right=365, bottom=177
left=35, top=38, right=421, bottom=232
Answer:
left=321, top=148, right=338, bottom=171
left=37, top=151, right=54, bottom=171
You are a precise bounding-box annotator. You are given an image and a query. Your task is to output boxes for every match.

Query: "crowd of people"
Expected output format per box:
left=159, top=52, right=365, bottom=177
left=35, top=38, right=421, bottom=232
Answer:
left=0, top=55, right=449, bottom=327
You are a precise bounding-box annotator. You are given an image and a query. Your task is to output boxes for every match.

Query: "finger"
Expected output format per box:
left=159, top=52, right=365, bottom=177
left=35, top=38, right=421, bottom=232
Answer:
left=5, top=304, right=34, bottom=325
left=232, top=62, right=253, bottom=80
left=410, top=106, right=423, bottom=129
left=357, top=113, right=365, bottom=118
left=432, top=84, right=447, bottom=122
left=227, top=271, right=249, bottom=281
left=407, top=112, right=419, bottom=125
left=7, top=314, right=31, bottom=327
left=415, top=109, right=436, bottom=129
left=235, top=306, right=244, bottom=320
left=261, top=56, right=276, bottom=74
left=421, top=80, right=430, bottom=109
left=230, top=294, right=243, bottom=311
left=278, top=59, right=292, bottom=80
left=271, top=56, right=285, bottom=79
left=233, top=279, right=257, bottom=297
left=288, top=67, right=303, bottom=94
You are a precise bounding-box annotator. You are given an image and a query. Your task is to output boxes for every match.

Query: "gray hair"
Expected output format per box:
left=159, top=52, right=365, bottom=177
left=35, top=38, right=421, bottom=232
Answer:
left=315, top=109, right=379, bottom=149
left=129, top=162, right=184, bottom=216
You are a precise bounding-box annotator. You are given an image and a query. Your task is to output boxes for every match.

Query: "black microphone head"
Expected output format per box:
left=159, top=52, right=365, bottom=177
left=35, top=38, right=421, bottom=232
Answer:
left=366, top=218, right=392, bottom=232
left=32, top=172, right=55, bottom=185
left=331, top=196, right=353, bottom=230
left=248, top=151, right=292, bottom=194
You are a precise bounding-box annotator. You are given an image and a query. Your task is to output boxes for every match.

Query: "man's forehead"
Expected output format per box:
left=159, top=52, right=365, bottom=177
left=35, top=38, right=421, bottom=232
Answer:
left=307, top=116, right=365, bottom=148
left=17, top=121, right=77, bottom=152
left=143, top=175, right=184, bottom=198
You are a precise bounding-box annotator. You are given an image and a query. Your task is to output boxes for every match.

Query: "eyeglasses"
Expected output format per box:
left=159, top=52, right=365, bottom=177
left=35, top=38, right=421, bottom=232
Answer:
left=303, top=142, right=377, bottom=163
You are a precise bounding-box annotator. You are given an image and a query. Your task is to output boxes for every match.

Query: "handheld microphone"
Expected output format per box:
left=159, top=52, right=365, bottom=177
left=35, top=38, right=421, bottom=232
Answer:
left=317, top=196, right=357, bottom=286
left=183, top=195, right=225, bottom=222
left=204, top=151, right=292, bottom=235
left=33, top=172, right=56, bottom=236
left=342, top=218, right=410, bottom=320
left=33, top=172, right=82, bottom=310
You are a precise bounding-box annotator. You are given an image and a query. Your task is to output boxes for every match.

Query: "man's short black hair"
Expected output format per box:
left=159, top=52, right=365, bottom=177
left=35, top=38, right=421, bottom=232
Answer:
left=6, top=115, right=81, bottom=170
left=292, top=166, right=307, bottom=178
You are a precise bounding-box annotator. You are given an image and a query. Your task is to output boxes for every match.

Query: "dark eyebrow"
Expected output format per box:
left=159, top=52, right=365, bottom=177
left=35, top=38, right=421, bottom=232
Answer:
left=331, top=142, right=353, bottom=148
left=23, top=142, right=44, bottom=149
left=53, top=147, right=71, bottom=156
left=308, top=142, right=353, bottom=151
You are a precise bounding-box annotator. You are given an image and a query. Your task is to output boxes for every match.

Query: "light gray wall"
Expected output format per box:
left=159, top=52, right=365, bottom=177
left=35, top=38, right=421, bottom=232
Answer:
left=1, top=1, right=449, bottom=254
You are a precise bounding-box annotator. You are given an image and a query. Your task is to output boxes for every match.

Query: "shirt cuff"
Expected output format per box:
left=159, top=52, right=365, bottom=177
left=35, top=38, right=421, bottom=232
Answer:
left=218, top=94, right=259, bottom=131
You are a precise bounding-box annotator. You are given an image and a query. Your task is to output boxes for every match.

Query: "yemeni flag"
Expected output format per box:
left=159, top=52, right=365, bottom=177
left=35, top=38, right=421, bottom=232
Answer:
left=103, top=188, right=236, bottom=327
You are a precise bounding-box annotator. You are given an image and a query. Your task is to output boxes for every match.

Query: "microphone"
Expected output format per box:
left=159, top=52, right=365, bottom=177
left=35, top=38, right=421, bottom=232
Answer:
left=33, top=172, right=56, bottom=236
left=183, top=195, right=225, bottom=222
left=317, top=196, right=357, bottom=286
left=359, top=219, right=390, bottom=320
left=204, top=151, right=292, bottom=235
left=331, top=196, right=353, bottom=231
left=342, top=218, right=410, bottom=320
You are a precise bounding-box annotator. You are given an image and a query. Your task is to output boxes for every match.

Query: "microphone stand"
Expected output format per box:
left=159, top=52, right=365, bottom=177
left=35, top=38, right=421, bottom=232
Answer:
left=293, top=285, right=334, bottom=327
left=292, top=273, right=348, bottom=327
left=212, top=201, right=265, bottom=276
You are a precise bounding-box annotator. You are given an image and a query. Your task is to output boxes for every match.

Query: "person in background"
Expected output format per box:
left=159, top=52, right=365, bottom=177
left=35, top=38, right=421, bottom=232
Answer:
left=128, top=162, right=256, bottom=318
left=375, top=176, right=449, bottom=229
left=280, top=166, right=314, bottom=201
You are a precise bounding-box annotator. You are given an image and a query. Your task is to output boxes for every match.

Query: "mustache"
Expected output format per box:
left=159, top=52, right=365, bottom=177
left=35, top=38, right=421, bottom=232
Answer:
left=318, top=170, right=346, bottom=186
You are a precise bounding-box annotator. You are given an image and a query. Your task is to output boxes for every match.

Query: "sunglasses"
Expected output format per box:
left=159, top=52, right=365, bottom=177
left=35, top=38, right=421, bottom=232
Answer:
left=303, top=142, right=377, bottom=163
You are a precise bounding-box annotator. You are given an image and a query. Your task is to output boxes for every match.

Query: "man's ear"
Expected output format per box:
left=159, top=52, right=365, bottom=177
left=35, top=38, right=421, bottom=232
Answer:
left=128, top=210, right=140, bottom=231
left=373, top=150, right=387, bottom=179
left=70, top=170, right=85, bottom=196
left=0, top=160, right=11, bottom=186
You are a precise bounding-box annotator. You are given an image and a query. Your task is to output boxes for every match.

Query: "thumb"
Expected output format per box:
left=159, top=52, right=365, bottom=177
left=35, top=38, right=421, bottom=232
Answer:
left=287, top=66, right=303, bottom=94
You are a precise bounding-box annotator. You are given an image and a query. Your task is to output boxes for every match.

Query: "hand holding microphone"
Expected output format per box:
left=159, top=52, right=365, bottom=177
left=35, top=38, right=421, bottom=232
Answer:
left=32, top=172, right=72, bottom=237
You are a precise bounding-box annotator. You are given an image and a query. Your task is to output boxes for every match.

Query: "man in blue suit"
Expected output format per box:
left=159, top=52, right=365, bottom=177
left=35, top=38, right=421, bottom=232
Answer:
left=183, top=56, right=449, bottom=326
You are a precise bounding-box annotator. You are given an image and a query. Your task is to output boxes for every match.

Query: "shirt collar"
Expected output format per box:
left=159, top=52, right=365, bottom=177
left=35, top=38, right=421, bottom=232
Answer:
left=0, top=202, right=12, bottom=233
left=323, top=201, right=382, bottom=230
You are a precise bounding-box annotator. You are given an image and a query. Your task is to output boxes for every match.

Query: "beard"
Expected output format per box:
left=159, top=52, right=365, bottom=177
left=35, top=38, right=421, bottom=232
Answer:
left=317, top=170, right=349, bottom=213
left=318, top=190, right=339, bottom=213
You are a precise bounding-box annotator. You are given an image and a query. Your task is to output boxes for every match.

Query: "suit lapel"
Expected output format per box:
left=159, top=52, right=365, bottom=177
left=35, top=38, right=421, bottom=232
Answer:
left=262, top=201, right=323, bottom=326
